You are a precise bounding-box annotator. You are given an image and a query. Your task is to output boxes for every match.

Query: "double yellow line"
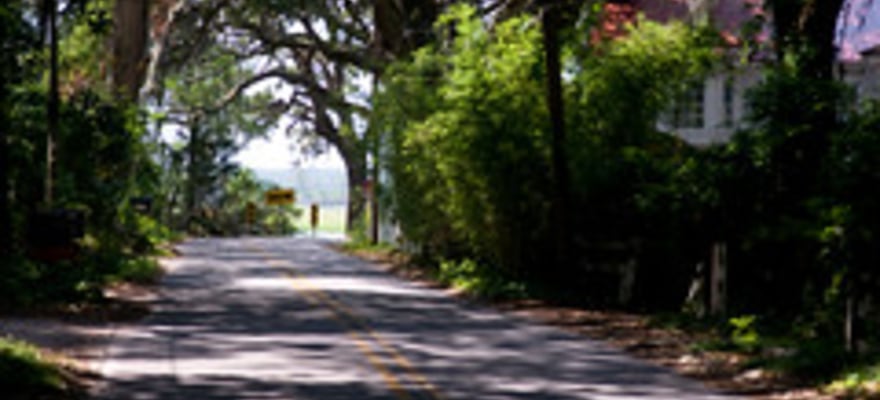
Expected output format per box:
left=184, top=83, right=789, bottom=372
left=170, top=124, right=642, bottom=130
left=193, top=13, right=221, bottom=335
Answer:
left=261, top=255, right=445, bottom=400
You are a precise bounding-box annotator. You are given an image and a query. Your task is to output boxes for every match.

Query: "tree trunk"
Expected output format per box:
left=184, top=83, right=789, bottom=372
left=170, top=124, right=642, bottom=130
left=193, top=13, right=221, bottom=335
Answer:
left=186, top=120, right=201, bottom=230
left=45, top=0, right=58, bottom=208
left=770, top=0, right=848, bottom=350
left=373, top=0, right=438, bottom=58
left=797, top=0, right=843, bottom=81
left=0, top=1, right=11, bottom=253
left=342, top=144, right=367, bottom=235
left=541, top=1, right=572, bottom=277
left=0, top=96, right=9, bottom=256
left=370, top=149, right=380, bottom=244
left=113, top=0, right=149, bottom=100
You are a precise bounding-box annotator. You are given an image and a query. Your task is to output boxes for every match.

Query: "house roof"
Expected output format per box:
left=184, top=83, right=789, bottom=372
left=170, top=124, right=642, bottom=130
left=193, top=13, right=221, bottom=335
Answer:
left=838, top=0, right=880, bottom=61
left=598, top=0, right=880, bottom=62
left=596, top=0, right=766, bottom=46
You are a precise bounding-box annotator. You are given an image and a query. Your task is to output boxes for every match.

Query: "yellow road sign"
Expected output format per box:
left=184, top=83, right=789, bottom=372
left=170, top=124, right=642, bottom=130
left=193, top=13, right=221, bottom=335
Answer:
left=265, top=189, right=295, bottom=206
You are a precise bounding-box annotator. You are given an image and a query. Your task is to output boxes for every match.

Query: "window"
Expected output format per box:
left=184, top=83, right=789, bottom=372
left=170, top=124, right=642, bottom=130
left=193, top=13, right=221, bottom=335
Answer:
left=722, top=78, right=735, bottom=127
left=669, top=82, right=705, bottom=129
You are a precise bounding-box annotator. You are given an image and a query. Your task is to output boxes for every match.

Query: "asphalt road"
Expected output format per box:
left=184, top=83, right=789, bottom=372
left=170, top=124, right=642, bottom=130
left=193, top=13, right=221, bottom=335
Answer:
left=95, top=237, right=737, bottom=400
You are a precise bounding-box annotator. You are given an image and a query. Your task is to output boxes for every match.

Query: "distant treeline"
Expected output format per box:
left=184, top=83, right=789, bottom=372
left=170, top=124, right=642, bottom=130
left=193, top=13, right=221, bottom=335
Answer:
left=255, top=168, right=349, bottom=206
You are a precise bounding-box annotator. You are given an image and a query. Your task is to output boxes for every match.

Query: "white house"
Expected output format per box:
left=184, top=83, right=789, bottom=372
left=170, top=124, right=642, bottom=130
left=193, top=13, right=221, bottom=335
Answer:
left=619, top=0, right=880, bottom=146
left=841, top=47, right=880, bottom=103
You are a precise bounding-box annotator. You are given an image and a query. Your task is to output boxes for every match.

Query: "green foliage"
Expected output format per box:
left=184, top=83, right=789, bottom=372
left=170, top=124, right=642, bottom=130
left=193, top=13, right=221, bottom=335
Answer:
left=437, top=258, right=527, bottom=300
left=170, top=168, right=303, bottom=236
left=341, top=240, right=395, bottom=253
left=570, top=19, right=717, bottom=148
left=126, top=214, right=180, bottom=254
left=0, top=1, right=179, bottom=311
left=566, top=21, right=718, bottom=297
left=157, top=48, right=280, bottom=234
left=0, top=338, right=67, bottom=398
left=378, top=5, right=552, bottom=274
left=728, top=315, right=761, bottom=353
left=0, top=255, right=42, bottom=310
left=827, top=361, right=880, bottom=398
left=763, top=339, right=851, bottom=381
left=377, top=5, right=719, bottom=296
left=108, top=256, right=163, bottom=285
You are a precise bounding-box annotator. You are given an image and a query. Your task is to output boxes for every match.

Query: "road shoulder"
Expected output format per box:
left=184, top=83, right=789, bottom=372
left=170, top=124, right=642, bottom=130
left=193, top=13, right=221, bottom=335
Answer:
left=330, top=243, right=834, bottom=400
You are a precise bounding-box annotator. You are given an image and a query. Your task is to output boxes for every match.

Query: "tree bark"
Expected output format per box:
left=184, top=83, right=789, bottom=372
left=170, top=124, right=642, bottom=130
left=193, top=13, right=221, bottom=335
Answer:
left=769, top=0, right=849, bottom=350
left=373, top=0, right=438, bottom=57
left=343, top=145, right=367, bottom=234
left=45, top=0, right=58, bottom=208
left=0, top=2, right=13, bottom=254
left=541, top=1, right=572, bottom=277
left=186, top=119, right=201, bottom=230
left=0, top=92, right=9, bottom=256
left=370, top=146, right=380, bottom=244
left=113, top=0, right=150, bottom=100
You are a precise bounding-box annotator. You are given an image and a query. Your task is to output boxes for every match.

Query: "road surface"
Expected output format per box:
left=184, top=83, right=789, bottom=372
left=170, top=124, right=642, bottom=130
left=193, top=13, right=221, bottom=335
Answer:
left=95, top=237, right=736, bottom=400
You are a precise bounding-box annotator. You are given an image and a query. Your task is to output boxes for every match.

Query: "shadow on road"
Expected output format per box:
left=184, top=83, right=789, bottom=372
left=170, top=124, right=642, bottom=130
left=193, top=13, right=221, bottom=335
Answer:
left=97, top=238, right=735, bottom=400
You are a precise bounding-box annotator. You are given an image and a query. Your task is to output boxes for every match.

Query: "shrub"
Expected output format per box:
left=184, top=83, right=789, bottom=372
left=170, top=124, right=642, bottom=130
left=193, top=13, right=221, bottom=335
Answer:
left=437, top=258, right=527, bottom=300
left=0, top=338, right=67, bottom=398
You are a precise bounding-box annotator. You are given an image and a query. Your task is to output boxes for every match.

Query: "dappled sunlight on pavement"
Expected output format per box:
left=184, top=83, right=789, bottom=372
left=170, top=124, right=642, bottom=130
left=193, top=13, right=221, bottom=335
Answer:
left=95, top=237, right=739, bottom=400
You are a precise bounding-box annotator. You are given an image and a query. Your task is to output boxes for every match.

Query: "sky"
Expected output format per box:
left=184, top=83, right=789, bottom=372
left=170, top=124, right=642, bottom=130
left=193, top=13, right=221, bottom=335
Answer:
left=232, top=128, right=345, bottom=170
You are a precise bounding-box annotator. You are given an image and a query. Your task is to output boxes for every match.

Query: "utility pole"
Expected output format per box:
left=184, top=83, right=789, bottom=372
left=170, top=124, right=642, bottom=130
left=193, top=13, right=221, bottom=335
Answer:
left=370, top=125, right=380, bottom=245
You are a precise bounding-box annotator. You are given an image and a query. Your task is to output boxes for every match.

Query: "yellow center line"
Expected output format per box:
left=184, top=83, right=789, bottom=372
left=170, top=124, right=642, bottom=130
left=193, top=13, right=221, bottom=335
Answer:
left=300, top=284, right=446, bottom=400
left=348, top=330, right=414, bottom=400
left=282, top=268, right=413, bottom=400
left=247, top=246, right=446, bottom=400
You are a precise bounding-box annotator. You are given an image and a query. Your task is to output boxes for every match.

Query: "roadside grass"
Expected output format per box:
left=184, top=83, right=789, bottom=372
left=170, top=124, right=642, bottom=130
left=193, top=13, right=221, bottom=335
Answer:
left=105, top=256, right=163, bottom=285
left=827, top=361, right=880, bottom=398
left=0, top=337, right=71, bottom=399
left=336, top=237, right=530, bottom=301
left=340, top=240, right=395, bottom=253
left=653, top=310, right=880, bottom=398
left=435, top=258, right=529, bottom=300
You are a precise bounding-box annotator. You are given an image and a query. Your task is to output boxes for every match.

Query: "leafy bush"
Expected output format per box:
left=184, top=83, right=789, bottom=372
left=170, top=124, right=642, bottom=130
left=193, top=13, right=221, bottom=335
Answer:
left=108, top=256, right=163, bottom=285
left=0, top=255, right=42, bottom=311
left=0, top=338, right=67, bottom=398
left=729, top=315, right=761, bottom=353
left=437, top=258, right=527, bottom=300
left=827, top=361, right=880, bottom=398
left=764, top=339, right=851, bottom=381
left=376, top=5, right=720, bottom=305
left=377, top=5, right=551, bottom=275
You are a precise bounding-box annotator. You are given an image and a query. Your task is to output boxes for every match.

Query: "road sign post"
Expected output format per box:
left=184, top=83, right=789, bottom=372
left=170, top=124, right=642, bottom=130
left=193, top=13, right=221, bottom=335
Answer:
left=245, top=202, right=256, bottom=234
left=310, top=203, right=319, bottom=237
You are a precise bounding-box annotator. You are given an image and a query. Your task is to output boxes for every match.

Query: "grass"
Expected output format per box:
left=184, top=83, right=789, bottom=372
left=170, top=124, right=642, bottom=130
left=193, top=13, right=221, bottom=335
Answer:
left=653, top=310, right=880, bottom=396
left=827, top=361, right=880, bottom=398
left=0, top=337, right=70, bottom=399
left=340, top=240, right=395, bottom=253
left=107, top=256, right=163, bottom=285
left=435, top=258, right=528, bottom=300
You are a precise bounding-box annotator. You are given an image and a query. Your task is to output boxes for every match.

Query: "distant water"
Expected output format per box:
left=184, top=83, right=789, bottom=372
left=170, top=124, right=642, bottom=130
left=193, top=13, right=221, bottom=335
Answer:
left=254, top=168, right=348, bottom=206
